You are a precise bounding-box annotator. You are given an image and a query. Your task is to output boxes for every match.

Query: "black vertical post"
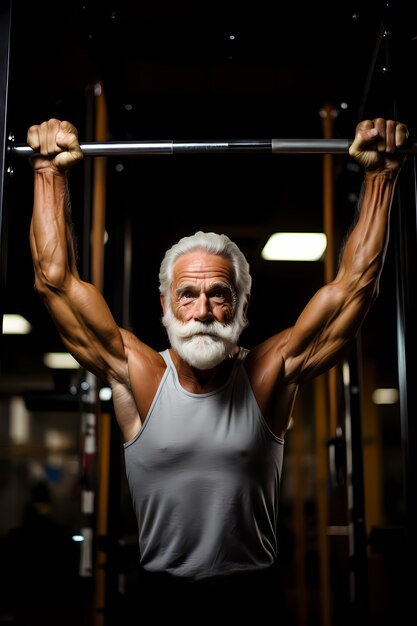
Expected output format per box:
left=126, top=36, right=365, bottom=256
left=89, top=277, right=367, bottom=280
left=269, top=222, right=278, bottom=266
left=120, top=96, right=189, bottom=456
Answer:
left=344, top=339, right=370, bottom=621
left=383, top=0, right=417, bottom=613
left=346, top=2, right=417, bottom=622
left=0, top=0, right=12, bottom=351
left=105, top=212, right=133, bottom=624
left=394, top=164, right=417, bottom=596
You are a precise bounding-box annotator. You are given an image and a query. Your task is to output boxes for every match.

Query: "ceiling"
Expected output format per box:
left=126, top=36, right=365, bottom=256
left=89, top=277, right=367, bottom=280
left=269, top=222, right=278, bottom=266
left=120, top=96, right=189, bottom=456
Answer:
left=1, top=0, right=416, bottom=397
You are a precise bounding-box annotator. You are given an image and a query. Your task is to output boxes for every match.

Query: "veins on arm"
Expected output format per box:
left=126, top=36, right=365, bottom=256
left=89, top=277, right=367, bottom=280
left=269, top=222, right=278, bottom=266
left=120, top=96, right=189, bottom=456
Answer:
left=282, top=258, right=377, bottom=386
left=282, top=172, right=397, bottom=385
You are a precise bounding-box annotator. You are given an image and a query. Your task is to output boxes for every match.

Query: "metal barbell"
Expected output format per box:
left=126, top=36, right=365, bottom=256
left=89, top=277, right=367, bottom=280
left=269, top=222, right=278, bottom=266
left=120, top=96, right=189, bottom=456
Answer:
left=10, top=137, right=417, bottom=157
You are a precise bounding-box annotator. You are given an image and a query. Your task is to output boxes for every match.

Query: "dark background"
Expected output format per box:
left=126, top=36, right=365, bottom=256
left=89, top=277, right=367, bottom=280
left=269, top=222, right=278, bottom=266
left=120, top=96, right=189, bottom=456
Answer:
left=1, top=1, right=416, bottom=625
left=2, top=0, right=416, bottom=389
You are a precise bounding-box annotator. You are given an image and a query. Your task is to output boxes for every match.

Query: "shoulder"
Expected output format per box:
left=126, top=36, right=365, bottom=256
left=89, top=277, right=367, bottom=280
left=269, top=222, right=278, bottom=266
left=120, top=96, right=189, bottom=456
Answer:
left=243, top=329, right=293, bottom=393
left=243, top=331, right=298, bottom=437
left=115, top=330, right=168, bottom=428
left=119, top=328, right=166, bottom=379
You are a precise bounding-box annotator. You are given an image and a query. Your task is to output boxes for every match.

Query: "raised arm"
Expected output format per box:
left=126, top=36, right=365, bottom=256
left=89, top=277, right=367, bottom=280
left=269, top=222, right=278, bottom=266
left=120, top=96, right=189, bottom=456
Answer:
left=282, top=118, right=409, bottom=384
left=27, top=118, right=129, bottom=383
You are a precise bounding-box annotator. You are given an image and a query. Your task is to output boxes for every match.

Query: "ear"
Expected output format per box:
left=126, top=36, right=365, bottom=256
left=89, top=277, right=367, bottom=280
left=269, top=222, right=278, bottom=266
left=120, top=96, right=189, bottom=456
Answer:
left=160, top=293, right=166, bottom=314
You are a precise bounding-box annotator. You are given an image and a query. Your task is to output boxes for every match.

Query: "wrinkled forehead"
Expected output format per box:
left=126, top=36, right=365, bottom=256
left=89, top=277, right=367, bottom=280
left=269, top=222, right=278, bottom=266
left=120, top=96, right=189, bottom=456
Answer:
left=172, top=250, right=235, bottom=285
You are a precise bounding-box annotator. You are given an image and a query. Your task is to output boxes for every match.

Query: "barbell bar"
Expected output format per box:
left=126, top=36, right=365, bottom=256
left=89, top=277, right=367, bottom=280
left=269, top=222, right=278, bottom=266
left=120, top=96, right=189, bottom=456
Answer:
left=10, top=137, right=417, bottom=157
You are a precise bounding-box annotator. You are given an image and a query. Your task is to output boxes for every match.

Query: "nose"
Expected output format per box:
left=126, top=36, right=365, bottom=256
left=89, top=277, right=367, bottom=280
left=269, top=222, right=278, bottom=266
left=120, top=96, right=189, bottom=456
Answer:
left=193, top=293, right=213, bottom=321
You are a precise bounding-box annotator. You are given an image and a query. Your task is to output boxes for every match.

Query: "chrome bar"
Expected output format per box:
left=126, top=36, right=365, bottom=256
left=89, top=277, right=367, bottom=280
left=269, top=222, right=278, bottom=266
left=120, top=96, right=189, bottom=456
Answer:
left=10, top=138, right=417, bottom=157
left=11, top=139, right=271, bottom=156
left=272, top=138, right=351, bottom=153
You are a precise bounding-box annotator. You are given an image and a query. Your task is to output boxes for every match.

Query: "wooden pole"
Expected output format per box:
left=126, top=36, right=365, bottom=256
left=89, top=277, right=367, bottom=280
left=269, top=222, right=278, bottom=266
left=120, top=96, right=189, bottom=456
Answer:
left=321, top=103, right=339, bottom=437
left=90, top=82, right=111, bottom=626
left=312, top=102, right=340, bottom=626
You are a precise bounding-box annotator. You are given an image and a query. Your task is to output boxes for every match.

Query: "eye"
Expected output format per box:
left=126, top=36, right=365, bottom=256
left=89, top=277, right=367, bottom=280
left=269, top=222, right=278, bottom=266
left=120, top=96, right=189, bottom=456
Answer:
left=209, top=287, right=232, bottom=304
left=179, top=289, right=195, bottom=301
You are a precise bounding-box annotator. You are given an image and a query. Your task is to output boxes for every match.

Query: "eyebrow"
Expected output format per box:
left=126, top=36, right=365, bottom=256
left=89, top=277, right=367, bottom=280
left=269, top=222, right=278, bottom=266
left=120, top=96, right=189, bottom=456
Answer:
left=175, top=281, right=235, bottom=296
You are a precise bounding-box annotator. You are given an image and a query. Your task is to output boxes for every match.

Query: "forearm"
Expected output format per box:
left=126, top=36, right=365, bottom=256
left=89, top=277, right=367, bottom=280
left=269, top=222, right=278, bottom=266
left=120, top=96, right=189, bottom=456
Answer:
left=30, top=168, right=79, bottom=291
left=336, top=170, right=399, bottom=295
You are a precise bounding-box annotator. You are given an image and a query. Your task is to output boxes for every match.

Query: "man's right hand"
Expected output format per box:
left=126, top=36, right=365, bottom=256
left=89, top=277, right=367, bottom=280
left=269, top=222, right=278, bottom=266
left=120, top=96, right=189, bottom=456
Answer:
left=27, top=118, right=84, bottom=172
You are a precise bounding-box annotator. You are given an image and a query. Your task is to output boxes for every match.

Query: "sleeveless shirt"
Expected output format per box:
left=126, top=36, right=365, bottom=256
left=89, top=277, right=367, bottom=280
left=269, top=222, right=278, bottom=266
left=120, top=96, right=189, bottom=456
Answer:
left=123, top=347, right=284, bottom=581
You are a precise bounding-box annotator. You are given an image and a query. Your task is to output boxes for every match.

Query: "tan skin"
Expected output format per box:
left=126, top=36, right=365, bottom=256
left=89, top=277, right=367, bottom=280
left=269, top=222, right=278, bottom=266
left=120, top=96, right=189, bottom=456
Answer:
left=27, top=117, right=408, bottom=441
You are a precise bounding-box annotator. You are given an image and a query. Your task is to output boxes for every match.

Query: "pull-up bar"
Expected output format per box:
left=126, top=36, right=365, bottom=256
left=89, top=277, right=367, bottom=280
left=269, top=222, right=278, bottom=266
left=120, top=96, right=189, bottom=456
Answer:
left=10, top=138, right=417, bottom=157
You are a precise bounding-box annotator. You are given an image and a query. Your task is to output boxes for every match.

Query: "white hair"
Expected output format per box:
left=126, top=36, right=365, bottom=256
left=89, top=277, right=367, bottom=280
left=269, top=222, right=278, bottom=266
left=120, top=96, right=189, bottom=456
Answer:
left=158, top=231, right=252, bottom=301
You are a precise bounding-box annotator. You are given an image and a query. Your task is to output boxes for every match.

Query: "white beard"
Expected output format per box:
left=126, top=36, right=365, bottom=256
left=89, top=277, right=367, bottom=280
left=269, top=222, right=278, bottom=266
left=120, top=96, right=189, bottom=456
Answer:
left=161, top=306, right=248, bottom=370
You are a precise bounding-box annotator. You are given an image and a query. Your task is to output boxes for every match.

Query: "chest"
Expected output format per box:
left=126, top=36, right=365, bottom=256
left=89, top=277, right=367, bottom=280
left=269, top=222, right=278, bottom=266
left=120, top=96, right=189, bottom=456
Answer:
left=136, top=369, right=279, bottom=472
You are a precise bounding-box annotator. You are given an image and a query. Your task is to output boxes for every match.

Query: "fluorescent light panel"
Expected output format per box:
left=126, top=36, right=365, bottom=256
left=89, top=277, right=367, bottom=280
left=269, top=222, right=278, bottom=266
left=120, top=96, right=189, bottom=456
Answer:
left=262, top=232, right=327, bottom=261
left=2, top=314, right=32, bottom=334
left=43, top=352, right=81, bottom=369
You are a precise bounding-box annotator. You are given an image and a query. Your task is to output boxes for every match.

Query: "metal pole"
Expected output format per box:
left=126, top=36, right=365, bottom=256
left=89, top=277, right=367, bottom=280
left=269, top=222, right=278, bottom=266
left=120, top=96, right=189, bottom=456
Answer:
left=0, top=0, right=12, bottom=364
left=9, top=137, right=417, bottom=158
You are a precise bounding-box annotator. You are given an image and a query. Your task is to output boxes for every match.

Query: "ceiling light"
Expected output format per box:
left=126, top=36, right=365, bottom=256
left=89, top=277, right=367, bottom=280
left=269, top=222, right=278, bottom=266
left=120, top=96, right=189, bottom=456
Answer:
left=99, top=387, right=112, bottom=401
left=2, top=314, right=32, bottom=334
left=43, top=352, right=81, bottom=369
left=261, top=232, right=327, bottom=261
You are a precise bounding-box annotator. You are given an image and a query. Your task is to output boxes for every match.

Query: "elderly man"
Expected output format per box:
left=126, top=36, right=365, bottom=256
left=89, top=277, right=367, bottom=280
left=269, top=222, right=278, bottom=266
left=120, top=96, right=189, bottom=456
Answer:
left=27, top=117, right=408, bottom=621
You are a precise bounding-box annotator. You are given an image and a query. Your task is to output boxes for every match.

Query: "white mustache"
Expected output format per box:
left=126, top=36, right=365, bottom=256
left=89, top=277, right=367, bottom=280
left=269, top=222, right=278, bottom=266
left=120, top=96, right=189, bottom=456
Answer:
left=161, top=303, right=248, bottom=369
left=172, top=320, right=233, bottom=340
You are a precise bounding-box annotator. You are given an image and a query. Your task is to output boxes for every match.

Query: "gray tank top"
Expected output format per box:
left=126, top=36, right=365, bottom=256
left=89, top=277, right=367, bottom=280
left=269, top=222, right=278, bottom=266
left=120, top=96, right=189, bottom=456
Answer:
left=123, top=347, right=284, bottom=581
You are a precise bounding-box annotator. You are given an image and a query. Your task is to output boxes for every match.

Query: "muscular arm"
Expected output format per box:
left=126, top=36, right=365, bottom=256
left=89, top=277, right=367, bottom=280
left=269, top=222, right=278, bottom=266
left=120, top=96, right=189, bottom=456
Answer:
left=248, top=119, right=407, bottom=436
left=282, top=171, right=396, bottom=383
left=29, top=121, right=126, bottom=381
left=27, top=119, right=155, bottom=440
left=281, top=118, right=408, bottom=385
left=30, top=181, right=123, bottom=378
